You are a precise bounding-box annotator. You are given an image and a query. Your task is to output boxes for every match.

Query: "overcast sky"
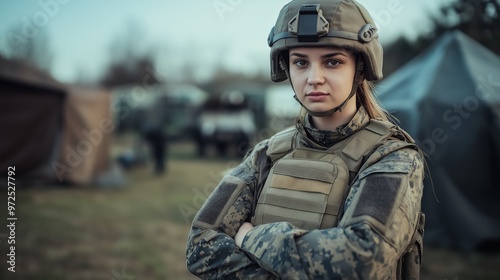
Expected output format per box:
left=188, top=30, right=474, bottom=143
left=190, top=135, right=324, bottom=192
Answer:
left=0, top=0, right=454, bottom=83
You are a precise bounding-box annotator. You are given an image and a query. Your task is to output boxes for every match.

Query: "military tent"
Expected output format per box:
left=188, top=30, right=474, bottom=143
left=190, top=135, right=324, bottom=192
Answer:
left=0, top=57, right=66, bottom=184
left=378, top=31, right=500, bottom=251
left=0, top=57, right=122, bottom=187
left=53, top=85, right=119, bottom=185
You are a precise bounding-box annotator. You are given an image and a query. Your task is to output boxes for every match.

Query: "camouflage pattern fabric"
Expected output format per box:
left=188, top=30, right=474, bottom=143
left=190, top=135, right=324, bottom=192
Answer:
left=301, top=106, right=370, bottom=148
left=186, top=107, right=424, bottom=279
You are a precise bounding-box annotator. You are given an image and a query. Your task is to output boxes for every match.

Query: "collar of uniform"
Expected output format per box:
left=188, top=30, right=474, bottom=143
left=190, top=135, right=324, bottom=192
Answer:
left=302, top=106, right=369, bottom=148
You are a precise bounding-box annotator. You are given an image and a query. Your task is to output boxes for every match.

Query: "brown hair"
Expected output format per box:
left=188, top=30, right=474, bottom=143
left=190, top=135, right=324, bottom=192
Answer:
left=356, top=79, right=393, bottom=122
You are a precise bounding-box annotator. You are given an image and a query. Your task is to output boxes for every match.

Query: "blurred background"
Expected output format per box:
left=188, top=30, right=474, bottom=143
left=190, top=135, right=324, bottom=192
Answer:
left=0, top=0, right=499, bottom=279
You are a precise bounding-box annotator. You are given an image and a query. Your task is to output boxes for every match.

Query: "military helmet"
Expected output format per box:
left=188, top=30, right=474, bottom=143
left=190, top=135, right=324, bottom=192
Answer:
left=268, top=0, right=383, bottom=82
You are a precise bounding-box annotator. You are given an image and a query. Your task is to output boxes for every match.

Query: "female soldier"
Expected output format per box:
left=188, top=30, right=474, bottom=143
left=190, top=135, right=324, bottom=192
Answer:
left=186, top=0, right=425, bottom=279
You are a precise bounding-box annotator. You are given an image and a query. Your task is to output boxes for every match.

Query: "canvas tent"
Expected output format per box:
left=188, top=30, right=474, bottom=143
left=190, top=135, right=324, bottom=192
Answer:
left=53, top=85, right=119, bottom=185
left=0, top=57, right=121, bottom=187
left=0, top=57, right=66, bottom=183
left=378, top=31, right=500, bottom=251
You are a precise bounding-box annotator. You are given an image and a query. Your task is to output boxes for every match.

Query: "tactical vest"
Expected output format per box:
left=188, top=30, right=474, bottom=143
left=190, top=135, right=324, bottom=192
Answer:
left=250, top=119, right=425, bottom=279
left=252, top=119, right=412, bottom=229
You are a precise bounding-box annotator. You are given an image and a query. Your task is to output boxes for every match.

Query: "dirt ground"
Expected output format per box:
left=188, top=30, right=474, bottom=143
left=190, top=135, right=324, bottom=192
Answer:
left=1, top=142, right=499, bottom=280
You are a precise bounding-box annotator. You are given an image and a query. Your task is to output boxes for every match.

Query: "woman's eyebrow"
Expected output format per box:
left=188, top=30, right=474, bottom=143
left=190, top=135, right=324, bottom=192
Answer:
left=289, top=52, right=307, bottom=58
left=321, top=52, right=348, bottom=58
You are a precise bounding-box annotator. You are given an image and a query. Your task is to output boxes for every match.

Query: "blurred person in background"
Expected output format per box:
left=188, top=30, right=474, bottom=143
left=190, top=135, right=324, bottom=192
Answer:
left=186, top=0, right=425, bottom=279
left=141, top=120, right=167, bottom=174
left=136, top=107, right=168, bottom=175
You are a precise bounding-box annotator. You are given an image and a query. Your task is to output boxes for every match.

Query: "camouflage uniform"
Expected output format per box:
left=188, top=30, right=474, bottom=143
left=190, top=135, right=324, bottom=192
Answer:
left=186, top=106, right=425, bottom=279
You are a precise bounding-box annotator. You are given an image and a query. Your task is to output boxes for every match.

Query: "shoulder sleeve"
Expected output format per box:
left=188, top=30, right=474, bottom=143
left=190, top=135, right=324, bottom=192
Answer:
left=340, top=144, right=425, bottom=253
left=186, top=140, right=278, bottom=279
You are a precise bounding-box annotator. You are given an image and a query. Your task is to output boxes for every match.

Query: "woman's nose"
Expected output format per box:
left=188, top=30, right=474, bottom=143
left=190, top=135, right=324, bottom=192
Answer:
left=307, top=64, right=325, bottom=85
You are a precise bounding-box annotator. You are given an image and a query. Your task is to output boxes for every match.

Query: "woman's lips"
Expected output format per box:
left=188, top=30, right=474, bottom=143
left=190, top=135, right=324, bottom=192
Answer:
left=306, top=92, right=328, bottom=102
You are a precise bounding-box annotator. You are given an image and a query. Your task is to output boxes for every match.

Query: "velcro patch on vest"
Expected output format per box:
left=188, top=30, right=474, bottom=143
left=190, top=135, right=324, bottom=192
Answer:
left=192, top=176, right=244, bottom=230
left=274, top=160, right=335, bottom=182
left=271, top=158, right=336, bottom=194
left=271, top=174, right=332, bottom=194
left=352, top=174, right=403, bottom=227
left=265, top=192, right=336, bottom=214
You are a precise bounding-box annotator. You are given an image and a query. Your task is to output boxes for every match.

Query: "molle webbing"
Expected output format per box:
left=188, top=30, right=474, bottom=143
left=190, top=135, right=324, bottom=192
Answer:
left=253, top=119, right=399, bottom=230
left=266, top=127, right=296, bottom=162
left=256, top=119, right=423, bottom=279
left=252, top=155, right=349, bottom=230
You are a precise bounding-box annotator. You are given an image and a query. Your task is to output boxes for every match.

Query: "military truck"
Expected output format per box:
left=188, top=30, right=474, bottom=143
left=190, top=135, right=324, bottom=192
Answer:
left=194, top=90, right=257, bottom=157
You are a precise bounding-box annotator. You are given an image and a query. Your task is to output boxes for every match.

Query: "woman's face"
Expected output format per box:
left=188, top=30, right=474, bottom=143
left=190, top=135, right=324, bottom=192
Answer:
left=289, top=47, right=357, bottom=114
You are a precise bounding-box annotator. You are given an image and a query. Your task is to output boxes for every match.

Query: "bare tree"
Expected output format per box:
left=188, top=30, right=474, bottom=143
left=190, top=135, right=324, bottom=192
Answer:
left=99, top=20, right=160, bottom=88
left=437, top=0, right=500, bottom=53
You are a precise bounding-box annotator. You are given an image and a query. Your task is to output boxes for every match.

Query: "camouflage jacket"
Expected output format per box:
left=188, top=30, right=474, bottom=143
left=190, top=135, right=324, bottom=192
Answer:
left=186, top=107, right=425, bottom=279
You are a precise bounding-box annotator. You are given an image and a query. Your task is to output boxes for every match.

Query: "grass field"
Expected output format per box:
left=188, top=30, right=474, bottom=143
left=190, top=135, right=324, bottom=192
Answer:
left=1, top=142, right=499, bottom=279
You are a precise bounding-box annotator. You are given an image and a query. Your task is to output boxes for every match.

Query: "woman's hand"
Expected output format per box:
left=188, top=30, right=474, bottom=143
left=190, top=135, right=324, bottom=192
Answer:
left=235, top=222, right=254, bottom=247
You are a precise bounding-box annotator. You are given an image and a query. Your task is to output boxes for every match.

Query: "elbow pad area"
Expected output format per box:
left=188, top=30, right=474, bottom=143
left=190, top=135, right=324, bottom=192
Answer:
left=192, top=176, right=246, bottom=230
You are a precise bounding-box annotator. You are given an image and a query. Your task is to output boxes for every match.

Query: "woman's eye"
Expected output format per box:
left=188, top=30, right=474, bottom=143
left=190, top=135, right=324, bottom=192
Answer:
left=326, top=60, right=341, bottom=67
left=293, top=60, right=308, bottom=67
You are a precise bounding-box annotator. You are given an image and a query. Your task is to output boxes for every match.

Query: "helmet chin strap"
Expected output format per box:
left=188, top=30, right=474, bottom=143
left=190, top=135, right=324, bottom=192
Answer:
left=282, top=54, right=365, bottom=118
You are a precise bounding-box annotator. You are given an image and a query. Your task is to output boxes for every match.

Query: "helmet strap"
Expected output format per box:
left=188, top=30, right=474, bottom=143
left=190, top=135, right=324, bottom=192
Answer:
left=282, top=54, right=365, bottom=118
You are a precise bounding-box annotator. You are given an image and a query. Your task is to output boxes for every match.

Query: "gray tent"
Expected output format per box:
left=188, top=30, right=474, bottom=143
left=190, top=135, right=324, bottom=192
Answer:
left=378, top=31, right=500, bottom=251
